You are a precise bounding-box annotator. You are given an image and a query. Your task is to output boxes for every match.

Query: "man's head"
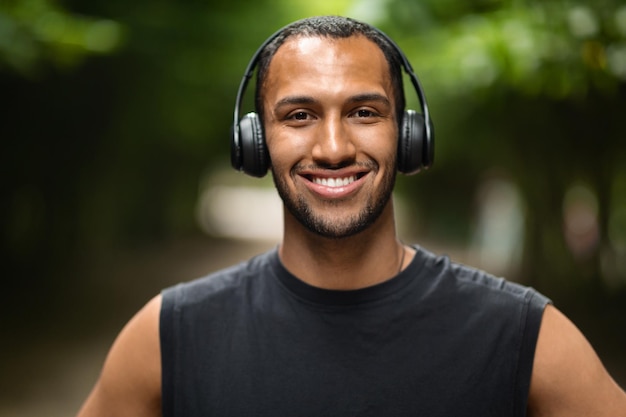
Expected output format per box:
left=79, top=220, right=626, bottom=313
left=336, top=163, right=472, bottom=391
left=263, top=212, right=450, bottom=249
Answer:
left=232, top=16, right=433, bottom=178
left=254, top=16, right=406, bottom=127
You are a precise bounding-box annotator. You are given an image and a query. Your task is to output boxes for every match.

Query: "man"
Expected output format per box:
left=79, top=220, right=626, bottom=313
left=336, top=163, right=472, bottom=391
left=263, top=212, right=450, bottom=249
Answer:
left=77, top=16, right=626, bottom=417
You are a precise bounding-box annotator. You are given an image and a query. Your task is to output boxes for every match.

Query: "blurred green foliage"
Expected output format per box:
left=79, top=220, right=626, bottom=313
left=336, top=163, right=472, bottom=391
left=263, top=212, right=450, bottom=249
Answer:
left=2, top=0, right=626, bottom=329
left=386, top=0, right=626, bottom=298
left=0, top=0, right=124, bottom=75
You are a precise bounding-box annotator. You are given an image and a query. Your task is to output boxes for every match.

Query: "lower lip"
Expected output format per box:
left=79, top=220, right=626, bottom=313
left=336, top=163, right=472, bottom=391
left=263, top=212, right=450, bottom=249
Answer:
left=302, top=174, right=368, bottom=199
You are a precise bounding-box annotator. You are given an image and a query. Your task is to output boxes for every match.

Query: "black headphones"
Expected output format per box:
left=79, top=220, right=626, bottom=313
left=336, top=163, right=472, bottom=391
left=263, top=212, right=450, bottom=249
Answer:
left=231, top=23, right=434, bottom=178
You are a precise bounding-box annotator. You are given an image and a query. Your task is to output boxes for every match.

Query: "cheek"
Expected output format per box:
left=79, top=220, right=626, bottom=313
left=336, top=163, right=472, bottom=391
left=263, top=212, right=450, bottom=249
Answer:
left=266, top=128, right=311, bottom=168
left=360, top=126, right=398, bottom=161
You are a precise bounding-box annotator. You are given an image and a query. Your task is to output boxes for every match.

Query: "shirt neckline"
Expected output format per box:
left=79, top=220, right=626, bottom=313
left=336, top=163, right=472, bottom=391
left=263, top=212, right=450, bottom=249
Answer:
left=268, top=245, right=426, bottom=307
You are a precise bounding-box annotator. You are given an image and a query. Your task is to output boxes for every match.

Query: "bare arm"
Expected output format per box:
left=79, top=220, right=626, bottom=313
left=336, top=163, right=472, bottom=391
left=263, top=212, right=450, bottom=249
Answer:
left=77, top=295, right=162, bottom=417
left=528, top=304, right=626, bottom=417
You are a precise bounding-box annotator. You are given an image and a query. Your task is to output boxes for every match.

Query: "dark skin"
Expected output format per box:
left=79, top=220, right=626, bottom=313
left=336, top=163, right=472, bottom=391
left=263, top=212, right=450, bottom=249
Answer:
left=76, top=34, right=626, bottom=417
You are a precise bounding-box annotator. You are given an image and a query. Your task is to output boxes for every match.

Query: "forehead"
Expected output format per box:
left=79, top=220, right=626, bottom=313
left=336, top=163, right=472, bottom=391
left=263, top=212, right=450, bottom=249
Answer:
left=262, top=35, right=393, bottom=103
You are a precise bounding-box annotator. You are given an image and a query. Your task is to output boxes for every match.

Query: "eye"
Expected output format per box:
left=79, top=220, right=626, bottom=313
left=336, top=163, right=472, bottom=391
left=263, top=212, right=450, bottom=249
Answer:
left=356, top=109, right=375, bottom=118
left=350, top=108, right=380, bottom=119
left=285, top=111, right=313, bottom=122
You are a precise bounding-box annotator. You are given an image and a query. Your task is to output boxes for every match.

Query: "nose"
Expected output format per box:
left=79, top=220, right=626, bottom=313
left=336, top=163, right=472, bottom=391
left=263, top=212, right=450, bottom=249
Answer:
left=311, top=114, right=356, bottom=167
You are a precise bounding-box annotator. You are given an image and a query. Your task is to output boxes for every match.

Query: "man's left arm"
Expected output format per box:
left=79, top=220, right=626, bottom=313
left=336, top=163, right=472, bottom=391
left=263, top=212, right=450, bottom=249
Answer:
left=528, top=304, right=626, bottom=416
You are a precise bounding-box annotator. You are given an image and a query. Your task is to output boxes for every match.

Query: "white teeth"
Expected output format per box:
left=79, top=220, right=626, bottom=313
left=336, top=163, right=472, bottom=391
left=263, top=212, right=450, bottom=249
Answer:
left=313, top=175, right=356, bottom=187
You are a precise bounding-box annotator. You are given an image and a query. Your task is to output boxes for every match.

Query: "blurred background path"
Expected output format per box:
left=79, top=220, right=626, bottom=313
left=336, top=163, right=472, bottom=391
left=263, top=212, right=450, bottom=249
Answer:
left=1, top=237, right=274, bottom=417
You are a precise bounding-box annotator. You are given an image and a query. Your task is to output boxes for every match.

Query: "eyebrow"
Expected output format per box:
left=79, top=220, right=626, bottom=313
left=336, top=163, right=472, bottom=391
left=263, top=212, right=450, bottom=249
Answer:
left=274, top=95, right=317, bottom=111
left=273, top=93, right=391, bottom=112
left=347, top=93, right=391, bottom=107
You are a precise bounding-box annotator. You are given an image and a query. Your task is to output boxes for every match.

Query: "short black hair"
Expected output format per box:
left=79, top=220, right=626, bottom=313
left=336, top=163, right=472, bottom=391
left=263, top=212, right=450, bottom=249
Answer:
left=254, top=16, right=406, bottom=126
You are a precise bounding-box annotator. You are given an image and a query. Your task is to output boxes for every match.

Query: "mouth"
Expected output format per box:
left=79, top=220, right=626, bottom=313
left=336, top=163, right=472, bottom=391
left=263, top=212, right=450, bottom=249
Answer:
left=311, top=175, right=356, bottom=188
left=294, top=162, right=374, bottom=198
left=298, top=170, right=370, bottom=199
left=303, top=171, right=369, bottom=187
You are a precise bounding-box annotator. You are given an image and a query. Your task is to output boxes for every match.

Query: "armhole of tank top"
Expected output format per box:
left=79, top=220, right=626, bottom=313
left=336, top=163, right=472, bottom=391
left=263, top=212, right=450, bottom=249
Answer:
left=160, top=285, right=180, bottom=417
left=512, top=290, right=551, bottom=417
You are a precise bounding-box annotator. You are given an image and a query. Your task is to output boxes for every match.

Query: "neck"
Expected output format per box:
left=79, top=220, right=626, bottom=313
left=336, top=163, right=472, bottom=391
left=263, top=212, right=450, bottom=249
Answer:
left=279, top=202, right=413, bottom=290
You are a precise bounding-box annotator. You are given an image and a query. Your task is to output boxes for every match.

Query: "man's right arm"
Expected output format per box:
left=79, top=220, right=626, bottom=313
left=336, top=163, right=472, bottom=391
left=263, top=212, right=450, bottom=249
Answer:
left=76, top=295, right=162, bottom=417
left=528, top=304, right=626, bottom=416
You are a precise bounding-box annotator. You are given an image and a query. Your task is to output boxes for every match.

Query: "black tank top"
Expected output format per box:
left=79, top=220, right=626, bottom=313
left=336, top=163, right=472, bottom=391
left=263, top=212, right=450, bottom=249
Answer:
left=160, top=246, right=549, bottom=416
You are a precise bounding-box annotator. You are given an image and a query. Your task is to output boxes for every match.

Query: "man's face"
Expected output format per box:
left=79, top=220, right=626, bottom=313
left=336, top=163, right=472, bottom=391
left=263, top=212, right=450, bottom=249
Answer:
left=262, top=35, right=398, bottom=239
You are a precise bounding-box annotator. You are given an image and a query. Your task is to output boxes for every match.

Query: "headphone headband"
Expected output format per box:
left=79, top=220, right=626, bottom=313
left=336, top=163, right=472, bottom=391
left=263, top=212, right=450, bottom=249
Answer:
left=231, top=19, right=434, bottom=177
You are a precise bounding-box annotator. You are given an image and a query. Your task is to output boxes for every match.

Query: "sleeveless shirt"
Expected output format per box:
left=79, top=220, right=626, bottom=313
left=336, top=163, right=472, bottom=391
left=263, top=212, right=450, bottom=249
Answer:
left=160, top=246, right=550, bottom=417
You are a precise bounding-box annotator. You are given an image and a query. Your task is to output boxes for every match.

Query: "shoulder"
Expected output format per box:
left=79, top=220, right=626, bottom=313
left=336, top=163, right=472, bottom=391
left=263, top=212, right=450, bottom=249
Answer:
left=528, top=304, right=626, bottom=416
left=417, top=246, right=548, bottom=310
left=77, top=295, right=162, bottom=417
left=162, top=249, right=277, bottom=307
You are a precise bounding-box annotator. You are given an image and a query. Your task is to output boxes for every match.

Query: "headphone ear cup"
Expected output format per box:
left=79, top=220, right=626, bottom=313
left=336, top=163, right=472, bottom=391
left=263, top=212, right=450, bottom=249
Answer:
left=238, top=112, right=269, bottom=177
left=398, top=109, right=425, bottom=175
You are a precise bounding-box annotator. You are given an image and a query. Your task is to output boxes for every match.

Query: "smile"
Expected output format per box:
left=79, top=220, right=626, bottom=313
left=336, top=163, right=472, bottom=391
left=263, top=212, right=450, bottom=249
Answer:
left=312, top=176, right=356, bottom=188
